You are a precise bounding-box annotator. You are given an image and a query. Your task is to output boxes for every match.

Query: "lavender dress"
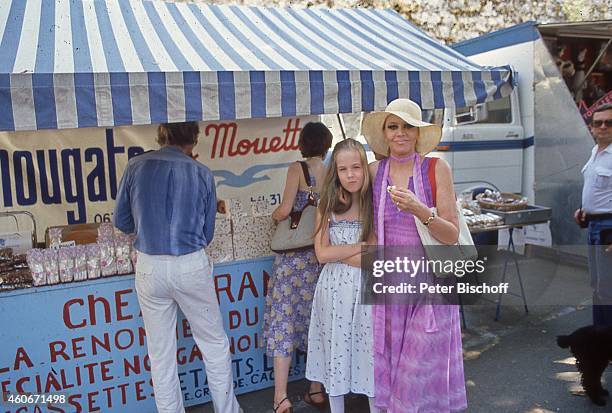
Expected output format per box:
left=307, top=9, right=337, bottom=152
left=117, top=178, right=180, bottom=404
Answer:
left=262, top=173, right=321, bottom=357
left=373, top=157, right=467, bottom=412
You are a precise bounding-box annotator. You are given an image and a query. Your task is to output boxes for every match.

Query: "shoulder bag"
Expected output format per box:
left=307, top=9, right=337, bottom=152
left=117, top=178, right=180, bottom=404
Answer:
left=413, top=157, right=478, bottom=278
left=270, top=162, right=318, bottom=253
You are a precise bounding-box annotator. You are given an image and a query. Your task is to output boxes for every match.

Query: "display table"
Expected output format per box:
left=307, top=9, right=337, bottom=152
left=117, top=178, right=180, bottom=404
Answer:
left=467, top=220, right=550, bottom=323
left=0, top=257, right=306, bottom=413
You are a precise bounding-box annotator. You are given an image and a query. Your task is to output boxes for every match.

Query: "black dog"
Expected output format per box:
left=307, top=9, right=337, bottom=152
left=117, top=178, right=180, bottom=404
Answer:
left=557, top=325, right=612, bottom=406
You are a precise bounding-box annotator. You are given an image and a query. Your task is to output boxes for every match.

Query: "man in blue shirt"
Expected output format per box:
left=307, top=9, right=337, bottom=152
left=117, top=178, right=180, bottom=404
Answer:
left=114, top=122, right=241, bottom=413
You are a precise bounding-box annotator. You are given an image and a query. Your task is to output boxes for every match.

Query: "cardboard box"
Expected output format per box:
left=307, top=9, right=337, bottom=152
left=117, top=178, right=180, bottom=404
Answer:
left=45, top=223, right=100, bottom=247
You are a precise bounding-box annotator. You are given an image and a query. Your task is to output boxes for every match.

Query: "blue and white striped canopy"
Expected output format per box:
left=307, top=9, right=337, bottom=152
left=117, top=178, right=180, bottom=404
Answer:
left=0, top=0, right=514, bottom=131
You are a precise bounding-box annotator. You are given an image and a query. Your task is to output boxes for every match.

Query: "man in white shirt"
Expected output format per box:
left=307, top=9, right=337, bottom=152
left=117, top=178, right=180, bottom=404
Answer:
left=575, top=103, right=612, bottom=326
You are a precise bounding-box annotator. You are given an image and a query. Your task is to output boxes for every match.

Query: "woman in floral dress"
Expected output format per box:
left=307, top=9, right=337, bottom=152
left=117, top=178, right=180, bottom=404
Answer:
left=262, top=122, right=332, bottom=413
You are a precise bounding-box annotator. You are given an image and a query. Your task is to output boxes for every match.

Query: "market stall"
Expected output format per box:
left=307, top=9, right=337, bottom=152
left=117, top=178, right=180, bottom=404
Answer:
left=0, top=1, right=514, bottom=411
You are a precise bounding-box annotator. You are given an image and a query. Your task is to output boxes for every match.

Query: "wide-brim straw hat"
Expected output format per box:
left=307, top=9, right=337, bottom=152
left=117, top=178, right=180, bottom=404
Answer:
left=361, top=99, right=442, bottom=156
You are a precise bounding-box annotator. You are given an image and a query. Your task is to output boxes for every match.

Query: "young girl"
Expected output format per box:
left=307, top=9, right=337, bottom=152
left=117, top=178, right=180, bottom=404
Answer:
left=305, top=139, right=379, bottom=413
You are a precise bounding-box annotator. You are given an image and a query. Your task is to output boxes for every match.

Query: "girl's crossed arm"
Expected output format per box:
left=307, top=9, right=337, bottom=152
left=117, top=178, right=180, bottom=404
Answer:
left=341, top=232, right=376, bottom=268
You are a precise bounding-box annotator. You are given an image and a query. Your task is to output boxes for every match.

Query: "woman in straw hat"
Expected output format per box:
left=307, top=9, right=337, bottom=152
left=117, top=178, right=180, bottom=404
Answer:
left=362, top=98, right=467, bottom=412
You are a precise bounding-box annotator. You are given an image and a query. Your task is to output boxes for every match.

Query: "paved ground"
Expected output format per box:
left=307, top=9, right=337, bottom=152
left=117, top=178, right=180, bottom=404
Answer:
left=188, top=254, right=610, bottom=413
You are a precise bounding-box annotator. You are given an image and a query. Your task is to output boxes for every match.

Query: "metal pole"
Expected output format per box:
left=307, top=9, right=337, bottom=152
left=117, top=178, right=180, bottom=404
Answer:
left=336, top=114, right=347, bottom=140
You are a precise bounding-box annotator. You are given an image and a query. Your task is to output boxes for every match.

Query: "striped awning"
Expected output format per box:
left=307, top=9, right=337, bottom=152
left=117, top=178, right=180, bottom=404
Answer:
left=0, top=0, right=514, bottom=132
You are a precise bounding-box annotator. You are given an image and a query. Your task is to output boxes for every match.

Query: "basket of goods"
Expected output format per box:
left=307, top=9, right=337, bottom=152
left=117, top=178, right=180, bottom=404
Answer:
left=475, top=190, right=528, bottom=211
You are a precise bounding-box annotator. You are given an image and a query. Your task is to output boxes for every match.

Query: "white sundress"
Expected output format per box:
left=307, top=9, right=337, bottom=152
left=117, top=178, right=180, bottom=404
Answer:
left=305, top=217, right=374, bottom=397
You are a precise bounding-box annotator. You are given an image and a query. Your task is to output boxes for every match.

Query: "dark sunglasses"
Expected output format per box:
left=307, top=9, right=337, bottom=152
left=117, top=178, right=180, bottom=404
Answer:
left=592, top=119, right=612, bottom=128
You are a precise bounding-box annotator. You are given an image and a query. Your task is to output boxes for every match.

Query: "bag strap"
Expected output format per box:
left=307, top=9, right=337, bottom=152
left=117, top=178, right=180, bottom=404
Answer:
left=299, top=161, right=317, bottom=206
left=427, top=157, right=438, bottom=207
left=299, top=161, right=312, bottom=187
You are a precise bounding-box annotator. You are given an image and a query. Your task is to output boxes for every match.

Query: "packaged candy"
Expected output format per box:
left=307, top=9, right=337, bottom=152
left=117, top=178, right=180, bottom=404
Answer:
left=97, top=223, right=114, bottom=241
left=49, top=227, right=63, bottom=247
left=58, top=247, right=75, bottom=283
left=26, top=249, right=46, bottom=286
left=99, top=240, right=117, bottom=277
left=43, top=249, right=59, bottom=285
left=86, top=244, right=101, bottom=279
left=73, top=245, right=88, bottom=281
left=115, top=234, right=133, bottom=275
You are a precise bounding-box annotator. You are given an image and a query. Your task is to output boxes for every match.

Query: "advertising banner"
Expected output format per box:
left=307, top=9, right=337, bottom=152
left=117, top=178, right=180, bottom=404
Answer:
left=0, top=117, right=316, bottom=239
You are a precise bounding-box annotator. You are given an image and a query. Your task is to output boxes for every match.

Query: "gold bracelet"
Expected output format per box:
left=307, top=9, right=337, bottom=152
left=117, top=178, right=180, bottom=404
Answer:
left=422, top=210, right=436, bottom=226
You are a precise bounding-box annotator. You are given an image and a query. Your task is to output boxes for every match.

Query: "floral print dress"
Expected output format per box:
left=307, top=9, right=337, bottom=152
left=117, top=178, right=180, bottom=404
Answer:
left=262, top=174, right=321, bottom=357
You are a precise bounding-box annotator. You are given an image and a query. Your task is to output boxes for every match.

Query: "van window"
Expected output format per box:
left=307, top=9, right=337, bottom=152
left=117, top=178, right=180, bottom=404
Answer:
left=454, top=95, right=512, bottom=125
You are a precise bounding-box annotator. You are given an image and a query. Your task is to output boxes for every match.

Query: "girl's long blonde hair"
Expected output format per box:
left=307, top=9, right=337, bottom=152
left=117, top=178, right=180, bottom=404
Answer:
left=315, top=139, right=373, bottom=242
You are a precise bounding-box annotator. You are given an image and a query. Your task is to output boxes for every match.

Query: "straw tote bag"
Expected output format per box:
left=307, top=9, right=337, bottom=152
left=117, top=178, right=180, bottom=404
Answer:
left=413, top=158, right=478, bottom=278
left=270, top=162, right=317, bottom=253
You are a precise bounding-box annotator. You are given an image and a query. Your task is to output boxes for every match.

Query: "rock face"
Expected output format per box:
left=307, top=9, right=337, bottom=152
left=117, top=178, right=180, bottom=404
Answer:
left=183, top=0, right=611, bottom=44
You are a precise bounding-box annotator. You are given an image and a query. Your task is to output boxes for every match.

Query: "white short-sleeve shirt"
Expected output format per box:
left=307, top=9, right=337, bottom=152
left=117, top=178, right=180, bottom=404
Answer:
left=581, top=144, right=612, bottom=214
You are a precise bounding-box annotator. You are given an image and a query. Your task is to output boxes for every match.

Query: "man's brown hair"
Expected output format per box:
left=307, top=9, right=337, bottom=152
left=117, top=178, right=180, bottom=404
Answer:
left=157, top=122, right=200, bottom=146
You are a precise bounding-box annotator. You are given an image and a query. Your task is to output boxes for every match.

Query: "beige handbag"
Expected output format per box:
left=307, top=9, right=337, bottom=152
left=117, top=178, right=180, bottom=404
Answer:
left=270, top=162, right=317, bottom=253
left=413, top=202, right=478, bottom=278
left=412, top=159, right=478, bottom=278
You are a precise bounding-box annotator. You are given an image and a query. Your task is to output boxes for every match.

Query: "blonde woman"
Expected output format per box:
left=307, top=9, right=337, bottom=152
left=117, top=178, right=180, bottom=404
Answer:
left=362, top=99, right=467, bottom=412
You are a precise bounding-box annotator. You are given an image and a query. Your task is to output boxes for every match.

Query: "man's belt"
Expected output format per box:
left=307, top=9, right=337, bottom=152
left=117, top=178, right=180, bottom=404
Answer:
left=585, top=213, right=612, bottom=223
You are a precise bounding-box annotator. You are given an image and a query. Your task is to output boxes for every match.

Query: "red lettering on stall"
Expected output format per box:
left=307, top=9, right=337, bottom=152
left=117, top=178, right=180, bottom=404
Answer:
left=238, top=272, right=258, bottom=300
left=134, top=380, right=147, bottom=401
left=229, top=310, right=241, bottom=329
left=206, top=119, right=301, bottom=159
left=63, top=298, right=86, bottom=329
left=115, top=329, right=134, bottom=350
left=91, top=334, right=111, bottom=355
left=118, top=382, right=130, bottom=404
left=49, top=341, right=69, bottom=362
left=263, top=270, right=270, bottom=297
left=44, top=371, right=62, bottom=393
left=1, top=380, right=11, bottom=396
left=181, top=319, right=192, bottom=338
left=83, top=363, right=98, bottom=384
left=16, top=376, right=29, bottom=393
left=189, top=345, right=203, bottom=363
left=245, top=307, right=259, bottom=326
left=115, top=289, right=133, bottom=321
left=87, top=390, right=101, bottom=412
left=68, top=394, right=82, bottom=413
left=214, top=274, right=234, bottom=303
left=88, top=295, right=111, bottom=326
left=71, top=337, right=86, bottom=359
left=101, top=386, right=113, bottom=409
left=14, top=347, right=33, bottom=370
left=100, top=360, right=113, bottom=381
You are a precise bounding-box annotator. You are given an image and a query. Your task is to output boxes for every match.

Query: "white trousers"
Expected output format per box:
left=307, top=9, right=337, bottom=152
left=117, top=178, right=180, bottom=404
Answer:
left=135, top=249, right=241, bottom=413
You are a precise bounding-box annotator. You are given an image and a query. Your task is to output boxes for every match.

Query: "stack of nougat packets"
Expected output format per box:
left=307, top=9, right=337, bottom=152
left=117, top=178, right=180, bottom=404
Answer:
left=206, top=198, right=276, bottom=263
